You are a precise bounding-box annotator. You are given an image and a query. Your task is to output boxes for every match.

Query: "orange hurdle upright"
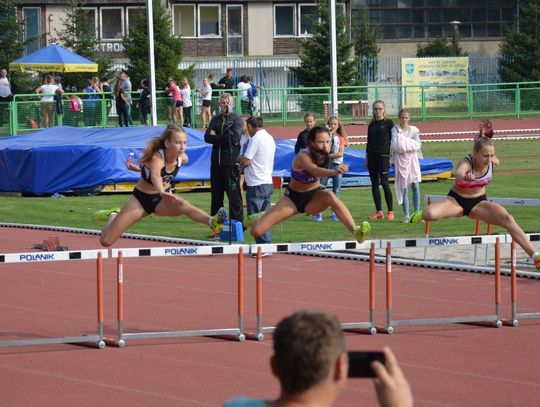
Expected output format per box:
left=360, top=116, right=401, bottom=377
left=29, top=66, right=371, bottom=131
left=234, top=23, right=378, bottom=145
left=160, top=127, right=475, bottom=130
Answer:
left=510, top=240, right=540, bottom=326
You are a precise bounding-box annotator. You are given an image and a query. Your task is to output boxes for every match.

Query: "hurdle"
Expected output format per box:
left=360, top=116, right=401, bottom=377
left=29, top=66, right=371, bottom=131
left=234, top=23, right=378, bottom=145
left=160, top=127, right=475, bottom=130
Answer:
left=0, top=249, right=107, bottom=348
left=510, top=240, right=540, bottom=326
left=109, top=244, right=247, bottom=347
left=423, top=195, right=540, bottom=265
left=384, top=235, right=503, bottom=333
left=246, top=240, right=377, bottom=341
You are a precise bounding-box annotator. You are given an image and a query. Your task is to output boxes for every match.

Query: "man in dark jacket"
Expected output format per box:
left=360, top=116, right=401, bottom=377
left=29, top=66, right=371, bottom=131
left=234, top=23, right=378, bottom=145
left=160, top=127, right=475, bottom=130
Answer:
left=204, top=93, right=244, bottom=227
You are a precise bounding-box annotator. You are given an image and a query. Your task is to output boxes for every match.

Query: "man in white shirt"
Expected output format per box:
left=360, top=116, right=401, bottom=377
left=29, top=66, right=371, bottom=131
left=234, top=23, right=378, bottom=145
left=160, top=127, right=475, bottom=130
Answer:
left=238, top=116, right=276, bottom=244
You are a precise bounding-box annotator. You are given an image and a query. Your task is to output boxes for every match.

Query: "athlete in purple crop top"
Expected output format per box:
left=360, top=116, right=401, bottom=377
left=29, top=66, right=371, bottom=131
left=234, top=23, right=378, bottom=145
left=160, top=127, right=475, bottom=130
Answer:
left=94, top=125, right=228, bottom=247
left=409, top=131, right=539, bottom=270
left=246, top=126, right=371, bottom=244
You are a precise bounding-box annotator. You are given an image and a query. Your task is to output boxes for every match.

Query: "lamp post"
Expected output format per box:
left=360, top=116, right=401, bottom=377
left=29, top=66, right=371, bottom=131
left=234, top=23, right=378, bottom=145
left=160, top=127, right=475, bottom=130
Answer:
left=449, top=20, right=461, bottom=55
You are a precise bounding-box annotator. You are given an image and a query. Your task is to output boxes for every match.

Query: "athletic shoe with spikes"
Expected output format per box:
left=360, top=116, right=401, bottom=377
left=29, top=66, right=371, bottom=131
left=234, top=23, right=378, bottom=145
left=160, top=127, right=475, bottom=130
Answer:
left=92, top=207, right=121, bottom=222
left=409, top=209, right=423, bottom=224
left=211, top=207, right=228, bottom=234
left=534, top=254, right=540, bottom=271
left=354, top=221, right=371, bottom=244
left=245, top=212, right=265, bottom=229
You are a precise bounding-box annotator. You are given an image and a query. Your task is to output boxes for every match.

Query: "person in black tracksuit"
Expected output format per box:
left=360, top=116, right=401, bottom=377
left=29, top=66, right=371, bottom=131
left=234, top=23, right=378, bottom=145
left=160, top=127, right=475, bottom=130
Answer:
left=366, top=100, right=394, bottom=220
left=204, top=93, right=244, bottom=225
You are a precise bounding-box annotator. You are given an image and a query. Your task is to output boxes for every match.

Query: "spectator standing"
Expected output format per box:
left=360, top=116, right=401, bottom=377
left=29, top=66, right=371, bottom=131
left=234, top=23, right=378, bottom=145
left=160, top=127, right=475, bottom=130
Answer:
left=204, top=93, right=244, bottom=231
left=294, top=112, right=316, bottom=154
left=391, top=108, right=422, bottom=223
left=164, top=76, right=175, bottom=124
left=238, top=116, right=276, bottom=245
left=168, top=79, right=184, bottom=126
left=137, top=79, right=151, bottom=126
left=208, top=74, right=220, bottom=115
left=223, top=310, right=413, bottom=407
left=366, top=100, right=394, bottom=220
left=180, top=78, right=192, bottom=128
left=247, top=78, right=260, bottom=115
left=196, top=77, right=212, bottom=128
left=218, top=67, right=236, bottom=90
left=35, top=74, right=63, bottom=128
left=119, top=71, right=134, bottom=125
left=114, top=78, right=129, bottom=127
left=82, top=77, right=101, bottom=127
left=237, top=75, right=251, bottom=114
left=101, top=77, right=113, bottom=118
left=0, top=69, right=13, bottom=128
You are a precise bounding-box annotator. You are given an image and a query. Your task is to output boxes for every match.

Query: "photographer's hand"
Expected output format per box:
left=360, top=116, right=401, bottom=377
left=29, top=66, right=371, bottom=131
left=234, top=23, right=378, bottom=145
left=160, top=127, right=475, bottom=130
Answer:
left=371, top=347, right=413, bottom=407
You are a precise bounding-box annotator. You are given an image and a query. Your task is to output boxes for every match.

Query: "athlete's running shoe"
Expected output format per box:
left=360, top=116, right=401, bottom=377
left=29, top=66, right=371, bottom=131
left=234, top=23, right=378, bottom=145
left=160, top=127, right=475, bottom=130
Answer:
left=534, top=253, right=540, bottom=271
left=211, top=207, right=228, bottom=234
left=314, top=213, right=323, bottom=222
left=92, top=207, right=121, bottom=222
left=409, top=209, right=423, bottom=224
left=245, top=212, right=264, bottom=229
left=369, top=211, right=384, bottom=220
left=354, top=221, right=371, bottom=243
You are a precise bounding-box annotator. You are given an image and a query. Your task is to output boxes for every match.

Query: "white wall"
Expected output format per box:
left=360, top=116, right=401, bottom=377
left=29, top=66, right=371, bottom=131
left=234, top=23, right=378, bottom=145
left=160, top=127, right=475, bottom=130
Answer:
left=247, top=3, right=273, bottom=56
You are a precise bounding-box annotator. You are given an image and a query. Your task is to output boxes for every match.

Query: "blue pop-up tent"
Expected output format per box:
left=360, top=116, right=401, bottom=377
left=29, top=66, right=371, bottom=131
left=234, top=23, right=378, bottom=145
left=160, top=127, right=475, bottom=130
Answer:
left=0, top=126, right=453, bottom=195
left=9, top=44, right=98, bottom=73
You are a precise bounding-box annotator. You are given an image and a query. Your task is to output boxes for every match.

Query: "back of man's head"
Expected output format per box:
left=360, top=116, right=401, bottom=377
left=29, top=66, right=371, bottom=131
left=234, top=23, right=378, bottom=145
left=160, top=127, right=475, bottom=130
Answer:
left=272, top=310, right=345, bottom=395
left=246, top=115, right=263, bottom=130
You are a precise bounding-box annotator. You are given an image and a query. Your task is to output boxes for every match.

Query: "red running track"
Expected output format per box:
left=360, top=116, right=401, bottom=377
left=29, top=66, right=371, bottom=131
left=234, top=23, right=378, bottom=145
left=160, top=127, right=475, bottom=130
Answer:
left=1, top=227, right=539, bottom=406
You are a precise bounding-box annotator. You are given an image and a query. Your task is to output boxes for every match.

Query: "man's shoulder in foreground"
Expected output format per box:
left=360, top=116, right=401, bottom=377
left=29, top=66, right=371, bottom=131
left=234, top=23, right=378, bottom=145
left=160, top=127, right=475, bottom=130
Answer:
left=224, top=396, right=267, bottom=407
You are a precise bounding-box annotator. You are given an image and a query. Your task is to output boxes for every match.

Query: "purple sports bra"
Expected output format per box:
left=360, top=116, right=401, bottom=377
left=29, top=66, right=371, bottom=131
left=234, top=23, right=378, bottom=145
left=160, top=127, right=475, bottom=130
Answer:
left=290, top=148, right=319, bottom=184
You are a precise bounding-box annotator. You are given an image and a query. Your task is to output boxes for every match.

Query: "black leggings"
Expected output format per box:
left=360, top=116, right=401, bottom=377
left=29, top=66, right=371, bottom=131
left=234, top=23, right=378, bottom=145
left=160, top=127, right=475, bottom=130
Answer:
left=367, top=154, right=393, bottom=212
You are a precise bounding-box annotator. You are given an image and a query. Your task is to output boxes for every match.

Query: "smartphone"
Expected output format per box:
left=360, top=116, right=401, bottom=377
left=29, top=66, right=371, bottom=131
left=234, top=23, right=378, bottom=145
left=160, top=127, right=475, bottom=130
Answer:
left=347, top=351, right=385, bottom=378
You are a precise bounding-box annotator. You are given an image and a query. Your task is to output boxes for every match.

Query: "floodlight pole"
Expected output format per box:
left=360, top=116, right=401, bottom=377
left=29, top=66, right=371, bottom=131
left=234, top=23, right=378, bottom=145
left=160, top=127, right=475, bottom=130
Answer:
left=147, top=0, right=158, bottom=126
left=329, top=0, right=338, bottom=117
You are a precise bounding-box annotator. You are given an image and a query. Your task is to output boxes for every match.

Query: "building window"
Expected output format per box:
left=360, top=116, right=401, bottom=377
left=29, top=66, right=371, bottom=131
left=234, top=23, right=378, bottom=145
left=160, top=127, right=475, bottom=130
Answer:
left=126, top=7, right=145, bottom=36
left=100, top=7, right=124, bottom=40
left=275, top=4, right=296, bottom=36
left=23, top=7, right=40, bottom=55
left=352, top=2, right=517, bottom=40
left=199, top=5, right=220, bottom=37
left=173, top=4, right=196, bottom=37
left=226, top=5, right=243, bottom=56
left=299, top=4, right=317, bottom=36
left=82, top=8, right=98, bottom=39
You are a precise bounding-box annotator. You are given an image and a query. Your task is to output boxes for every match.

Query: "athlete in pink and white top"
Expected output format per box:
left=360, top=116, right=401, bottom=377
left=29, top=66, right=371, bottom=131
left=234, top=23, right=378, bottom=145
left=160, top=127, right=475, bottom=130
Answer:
left=409, top=126, right=539, bottom=270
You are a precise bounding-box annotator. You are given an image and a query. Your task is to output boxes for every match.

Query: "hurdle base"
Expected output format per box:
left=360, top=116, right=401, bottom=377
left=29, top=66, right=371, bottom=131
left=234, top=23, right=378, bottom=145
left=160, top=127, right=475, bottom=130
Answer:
left=117, top=328, right=242, bottom=344
left=385, top=315, right=502, bottom=333
left=341, top=322, right=377, bottom=335
left=0, top=335, right=104, bottom=348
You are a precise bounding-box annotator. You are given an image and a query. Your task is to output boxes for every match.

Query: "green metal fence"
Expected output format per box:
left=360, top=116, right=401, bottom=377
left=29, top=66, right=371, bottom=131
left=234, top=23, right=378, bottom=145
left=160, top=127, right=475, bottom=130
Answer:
left=2, top=81, right=540, bottom=136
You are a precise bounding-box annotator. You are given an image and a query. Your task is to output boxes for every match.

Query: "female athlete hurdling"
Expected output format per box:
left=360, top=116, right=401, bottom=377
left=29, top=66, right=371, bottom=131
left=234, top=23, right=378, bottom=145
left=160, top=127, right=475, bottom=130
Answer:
left=93, top=125, right=227, bottom=246
left=409, top=122, right=539, bottom=270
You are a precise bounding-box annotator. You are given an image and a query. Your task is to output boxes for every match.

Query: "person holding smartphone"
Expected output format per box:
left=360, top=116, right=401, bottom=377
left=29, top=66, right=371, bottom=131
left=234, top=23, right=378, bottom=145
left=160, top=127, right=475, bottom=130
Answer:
left=223, top=310, right=413, bottom=407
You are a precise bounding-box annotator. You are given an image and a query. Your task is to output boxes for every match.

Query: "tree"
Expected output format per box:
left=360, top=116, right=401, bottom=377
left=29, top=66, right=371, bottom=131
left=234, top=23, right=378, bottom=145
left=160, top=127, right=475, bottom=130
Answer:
left=53, top=0, right=113, bottom=90
left=123, top=0, right=193, bottom=88
left=416, top=34, right=468, bottom=57
left=352, top=5, right=379, bottom=84
left=0, top=0, right=38, bottom=93
left=291, top=0, right=357, bottom=87
left=499, top=1, right=540, bottom=83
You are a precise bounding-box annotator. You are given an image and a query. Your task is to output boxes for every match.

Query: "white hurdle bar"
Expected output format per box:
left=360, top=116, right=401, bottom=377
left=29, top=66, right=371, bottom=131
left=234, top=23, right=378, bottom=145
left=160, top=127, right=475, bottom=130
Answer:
left=510, top=241, right=540, bottom=326
left=0, top=249, right=108, bottom=348
left=109, top=244, right=248, bottom=347
left=384, top=236, right=503, bottom=333
left=245, top=240, right=377, bottom=341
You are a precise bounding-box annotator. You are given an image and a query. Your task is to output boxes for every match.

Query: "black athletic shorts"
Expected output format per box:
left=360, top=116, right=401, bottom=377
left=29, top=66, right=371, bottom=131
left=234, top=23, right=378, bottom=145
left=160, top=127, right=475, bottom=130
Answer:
left=284, top=187, right=321, bottom=213
left=174, top=100, right=183, bottom=108
left=202, top=100, right=211, bottom=107
left=133, top=187, right=162, bottom=214
left=447, top=189, right=487, bottom=216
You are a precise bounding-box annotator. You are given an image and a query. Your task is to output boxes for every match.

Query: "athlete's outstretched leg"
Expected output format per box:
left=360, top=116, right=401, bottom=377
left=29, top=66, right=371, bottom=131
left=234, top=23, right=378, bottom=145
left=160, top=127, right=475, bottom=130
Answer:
left=100, top=197, right=147, bottom=247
